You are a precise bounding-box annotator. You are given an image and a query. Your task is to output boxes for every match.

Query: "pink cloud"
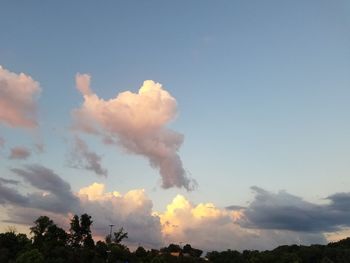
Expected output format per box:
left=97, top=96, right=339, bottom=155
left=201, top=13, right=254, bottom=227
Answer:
left=0, top=65, right=41, bottom=128
left=72, top=74, right=195, bottom=190
left=9, top=147, right=31, bottom=160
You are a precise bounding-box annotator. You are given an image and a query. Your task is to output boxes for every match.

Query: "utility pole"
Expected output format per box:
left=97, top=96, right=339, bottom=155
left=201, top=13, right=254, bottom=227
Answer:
left=109, top=224, right=115, bottom=241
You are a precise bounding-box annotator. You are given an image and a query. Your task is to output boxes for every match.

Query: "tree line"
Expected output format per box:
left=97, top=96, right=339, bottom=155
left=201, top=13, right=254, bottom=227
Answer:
left=1, top=213, right=350, bottom=262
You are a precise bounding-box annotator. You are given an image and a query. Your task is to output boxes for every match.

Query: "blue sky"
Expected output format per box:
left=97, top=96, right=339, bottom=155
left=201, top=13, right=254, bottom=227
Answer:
left=0, top=1, right=350, bottom=250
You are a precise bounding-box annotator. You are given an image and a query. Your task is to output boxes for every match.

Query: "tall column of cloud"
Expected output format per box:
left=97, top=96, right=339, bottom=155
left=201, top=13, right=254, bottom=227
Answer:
left=72, top=74, right=195, bottom=190
left=0, top=65, right=41, bottom=128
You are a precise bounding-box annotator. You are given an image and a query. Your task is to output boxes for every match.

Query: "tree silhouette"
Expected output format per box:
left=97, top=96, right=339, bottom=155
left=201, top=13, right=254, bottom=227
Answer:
left=30, top=216, right=54, bottom=248
left=69, top=213, right=94, bottom=249
left=113, top=227, right=128, bottom=244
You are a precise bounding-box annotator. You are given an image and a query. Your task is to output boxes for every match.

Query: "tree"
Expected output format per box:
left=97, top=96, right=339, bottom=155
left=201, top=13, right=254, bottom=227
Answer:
left=30, top=216, right=54, bottom=248
left=69, top=213, right=94, bottom=249
left=95, top=240, right=108, bottom=261
left=16, top=249, right=44, bottom=263
left=30, top=216, right=69, bottom=262
left=183, top=244, right=203, bottom=258
left=113, top=227, right=128, bottom=244
left=135, top=246, right=148, bottom=258
left=0, top=232, right=31, bottom=262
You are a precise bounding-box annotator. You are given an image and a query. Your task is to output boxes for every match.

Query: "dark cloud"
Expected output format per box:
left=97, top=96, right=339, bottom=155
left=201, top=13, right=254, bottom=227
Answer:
left=27, top=192, right=78, bottom=214
left=225, top=205, right=246, bottom=211
left=0, top=177, right=19, bottom=185
left=69, top=137, right=108, bottom=177
left=11, top=164, right=80, bottom=213
left=3, top=207, right=69, bottom=227
left=238, top=187, right=350, bottom=233
left=0, top=182, right=28, bottom=206
left=9, top=147, right=31, bottom=160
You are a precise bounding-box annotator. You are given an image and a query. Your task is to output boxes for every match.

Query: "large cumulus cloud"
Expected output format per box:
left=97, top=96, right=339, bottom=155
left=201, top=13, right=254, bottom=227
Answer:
left=72, top=74, right=195, bottom=190
left=157, top=195, right=325, bottom=251
left=78, top=183, right=163, bottom=248
left=0, top=65, right=41, bottom=128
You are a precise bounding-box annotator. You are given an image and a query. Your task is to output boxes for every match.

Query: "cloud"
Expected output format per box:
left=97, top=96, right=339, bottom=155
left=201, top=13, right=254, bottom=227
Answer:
left=72, top=74, right=195, bottom=190
left=0, top=65, right=41, bottom=128
left=157, top=194, right=325, bottom=251
left=0, top=177, right=162, bottom=248
left=9, top=147, right=31, bottom=160
left=0, top=177, right=19, bottom=185
left=4, top=207, right=70, bottom=228
left=69, top=137, right=108, bottom=177
left=34, top=143, right=45, bottom=154
left=0, top=182, right=28, bottom=206
left=239, top=187, right=350, bottom=233
left=78, top=183, right=163, bottom=248
left=11, top=164, right=80, bottom=213
left=0, top=137, right=4, bottom=148
left=2, top=170, right=347, bottom=252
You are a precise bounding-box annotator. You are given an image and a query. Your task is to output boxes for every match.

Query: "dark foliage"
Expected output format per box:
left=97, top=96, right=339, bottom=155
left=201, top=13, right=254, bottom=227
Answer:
left=2, top=214, right=350, bottom=262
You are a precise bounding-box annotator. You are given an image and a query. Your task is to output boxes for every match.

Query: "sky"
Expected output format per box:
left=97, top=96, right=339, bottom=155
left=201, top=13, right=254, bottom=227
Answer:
left=0, top=0, right=350, bottom=251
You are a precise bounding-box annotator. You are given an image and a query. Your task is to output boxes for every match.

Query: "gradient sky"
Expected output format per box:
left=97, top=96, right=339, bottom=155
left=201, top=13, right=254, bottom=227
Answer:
left=0, top=0, right=350, bottom=251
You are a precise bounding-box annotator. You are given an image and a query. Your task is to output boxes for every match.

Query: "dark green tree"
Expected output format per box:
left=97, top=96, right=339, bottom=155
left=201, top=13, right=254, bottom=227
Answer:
left=135, top=246, right=148, bottom=258
left=69, top=213, right=94, bottom=249
left=29, top=216, right=69, bottom=262
left=183, top=244, right=203, bottom=258
left=30, top=216, right=54, bottom=248
left=0, top=231, right=31, bottom=262
left=16, top=249, right=44, bottom=263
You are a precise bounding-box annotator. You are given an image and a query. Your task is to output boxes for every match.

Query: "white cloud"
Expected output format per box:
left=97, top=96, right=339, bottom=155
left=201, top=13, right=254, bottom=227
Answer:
left=72, top=74, right=195, bottom=190
left=78, top=183, right=163, bottom=248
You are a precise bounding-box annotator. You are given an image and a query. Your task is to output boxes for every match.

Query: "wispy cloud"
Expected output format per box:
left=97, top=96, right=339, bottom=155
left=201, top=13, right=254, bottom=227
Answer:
left=72, top=74, right=195, bottom=190
left=68, top=136, right=108, bottom=177
left=9, top=147, right=31, bottom=160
